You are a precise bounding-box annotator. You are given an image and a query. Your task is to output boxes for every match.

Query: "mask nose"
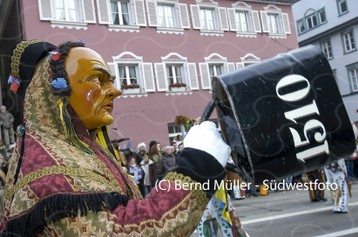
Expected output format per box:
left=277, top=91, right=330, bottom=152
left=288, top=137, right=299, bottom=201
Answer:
left=106, top=84, right=122, bottom=98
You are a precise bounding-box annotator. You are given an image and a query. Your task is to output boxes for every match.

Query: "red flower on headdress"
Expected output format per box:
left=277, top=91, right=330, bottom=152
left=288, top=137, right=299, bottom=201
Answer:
left=50, top=50, right=61, bottom=61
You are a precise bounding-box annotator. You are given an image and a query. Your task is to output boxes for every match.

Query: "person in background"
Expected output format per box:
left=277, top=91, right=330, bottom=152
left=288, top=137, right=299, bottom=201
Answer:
left=162, top=146, right=178, bottom=173
left=305, top=169, right=327, bottom=202
left=135, top=142, right=147, bottom=164
left=127, top=157, right=143, bottom=187
left=324, top=159, right=350, bottom=213
left=171, top=141, right=178, bottom=156
left=176, top=142, right=184, bottom=157
left=140, top=154, right=154, bottom=196
left=149, top=140, right=164, bottom=181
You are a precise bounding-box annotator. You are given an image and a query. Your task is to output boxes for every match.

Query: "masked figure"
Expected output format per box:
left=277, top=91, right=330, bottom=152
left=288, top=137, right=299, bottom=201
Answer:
left=0, top=40, right=235, bottom=236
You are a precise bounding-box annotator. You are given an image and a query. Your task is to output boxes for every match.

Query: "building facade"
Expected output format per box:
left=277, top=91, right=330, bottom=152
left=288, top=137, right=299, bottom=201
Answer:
left=292, top=0, right=358, bottom=122
left=0, top=0, right=298, bottom=148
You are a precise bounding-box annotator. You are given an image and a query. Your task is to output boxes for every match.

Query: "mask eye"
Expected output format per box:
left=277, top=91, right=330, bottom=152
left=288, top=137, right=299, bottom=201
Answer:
left=83, top=75, right=101, bottom=85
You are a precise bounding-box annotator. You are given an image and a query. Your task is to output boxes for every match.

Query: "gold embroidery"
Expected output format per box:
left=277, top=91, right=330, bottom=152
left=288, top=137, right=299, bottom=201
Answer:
left=164, top=172, right=208, bottom=207
left=5, top=166, right=122, bottom=199
left=10, top=40, right=42, bottom=78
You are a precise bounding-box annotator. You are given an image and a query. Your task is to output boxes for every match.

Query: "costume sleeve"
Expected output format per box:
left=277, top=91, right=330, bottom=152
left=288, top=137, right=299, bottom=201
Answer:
left=42, top=148, right=226, bottom=236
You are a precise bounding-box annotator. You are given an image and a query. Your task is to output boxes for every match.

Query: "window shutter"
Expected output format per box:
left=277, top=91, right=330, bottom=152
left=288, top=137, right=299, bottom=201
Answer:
left=199, top=63, right=211, bottom=90
left=143, top=63, right=155, bottom=92
left=190, top=5, right=201, bottom=29
left=227, top=8, right=237, bottom=31
left=236, top=62, right=244, bottom=70
left=107, top=63, right=120, bottom=90
left=260, top=11, right=269, bottom=33
left=38, top=0, right=52, bottom=20
left=227, top=62, right=235, bottom=73
left=282, top=13, right=291, bottom=34
left=134, top=0, right=147, bottom=26
left=96, top=0, right=110, bottom=24
left=187, top=63, right=199, bottom=90
left=218, top=7, right=229, bottom=31
left=252, top=10, right=261, bottom=32
left=179, top=3, right=190, bottom=29
left=147, top=0, right=158, bottom=27
left=155, top=63, right=168, bottom=91
left=82, top=0, right=96, bottom=23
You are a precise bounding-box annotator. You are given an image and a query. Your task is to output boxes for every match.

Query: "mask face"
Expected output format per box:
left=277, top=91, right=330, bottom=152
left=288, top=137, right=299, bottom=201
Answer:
left=65, top=47, right=121, bottom=130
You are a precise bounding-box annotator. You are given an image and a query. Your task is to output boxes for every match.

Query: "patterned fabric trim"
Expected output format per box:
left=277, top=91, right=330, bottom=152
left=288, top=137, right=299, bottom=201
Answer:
left=10, top=40, right=42, bottom=78
left=5, top=165, right=123, bottom=199
left=165, top=172, right=208, bottom=206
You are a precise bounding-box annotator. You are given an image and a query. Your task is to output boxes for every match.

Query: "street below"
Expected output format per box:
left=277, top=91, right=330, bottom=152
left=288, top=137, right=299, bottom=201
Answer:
left=191, top=182, right=358, bottom=237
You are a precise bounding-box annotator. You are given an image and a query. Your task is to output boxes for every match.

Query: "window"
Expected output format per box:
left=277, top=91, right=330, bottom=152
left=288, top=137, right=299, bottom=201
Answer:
left=267, top=13, right=282, bottom=34
left=168, top=123, right=190, bottom=142
left=167, top=65, right=184, bottom=85
left=342, top=30, right=356, bottom=53
left=318, top=9, right=326, bottom=23
left=297, top=20, right=305, bottom=34
left=348, top=63, right=358, bottom=92
left=54, top=0, right=81, bottom=21
left=112, top=52, right=155, bottom=94
left=155, top=53, right=198, bottom=92
left=118, top=65, right=138, bottom=86
left=297, top=8, right=327, bottom=34
left=306, top=13, right=317, bottom=30
left=337, top=0, right=348, bottom=15
left=241, top=53, right=260, bottom=67
left=209, top=64, right=224, bottom=78
left=110, top=0, right=132, bottom=25
left=200, top=8, right=215, bottom=30
left=157, top=3, right=175, bottom=28
left=320, top=40, right=333, bottom=59
left=147, top=1, right=190, bottom=32
left=235, top=11, right=252, bottom=33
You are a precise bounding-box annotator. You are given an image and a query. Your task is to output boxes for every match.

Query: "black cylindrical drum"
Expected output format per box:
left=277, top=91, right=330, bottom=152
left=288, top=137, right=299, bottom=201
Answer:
left=212, top=45, right=355, bottom=184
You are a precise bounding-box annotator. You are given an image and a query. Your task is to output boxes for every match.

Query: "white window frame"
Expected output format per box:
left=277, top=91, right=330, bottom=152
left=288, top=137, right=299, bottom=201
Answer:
left=337, top=0, right=348, bottom=15
left=110, top=0, right=133, bottom=26
left=200, top=7, right=216, bottom=31
left=200, top=53, right=233, bottom=90
left=320, top=39, right=333, bottom=59
left=342, top=30, right=356, bottom=53
left=53, top=0, right=82, bottom=21
left=96, top=0, right=145, bottom=32
left=147, top=0, right=189, bottom=34
left=240, top=53, right=261, bottom=67
left=118, top=65, right=138, bottom=86
left=167, top=64, right=185, bottom=85
left=155, top=53, right=198, bottom=92
left=38, top=0, right=96, bottom=29
left=305, top=13, right=317, bottom=30
left=235, top=10, right=253, bottom=33
left=260, top=5, right=290, bottom=37
left=190, top=1, right=225, bottom=36
left=157, top=2, right=176, bottom=28
left=348, top=65, right=358, bottom=92
left=111, top=52, right=155, bottom=94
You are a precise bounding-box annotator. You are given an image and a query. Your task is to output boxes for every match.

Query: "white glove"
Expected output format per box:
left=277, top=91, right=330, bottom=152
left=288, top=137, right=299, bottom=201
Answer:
left=183, top=121, right=231, bottom=167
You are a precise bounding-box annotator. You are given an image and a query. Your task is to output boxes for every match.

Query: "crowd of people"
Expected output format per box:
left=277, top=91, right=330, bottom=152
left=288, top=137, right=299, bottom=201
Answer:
left=114, top=135, right=185, bottom=197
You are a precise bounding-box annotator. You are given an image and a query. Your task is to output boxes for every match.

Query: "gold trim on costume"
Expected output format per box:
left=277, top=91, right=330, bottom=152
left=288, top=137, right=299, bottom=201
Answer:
left=5, top=165, right=123, bottom=199
left=164, top=172, right=208, bottom=206
left=10, top=40, right=42, bottom=78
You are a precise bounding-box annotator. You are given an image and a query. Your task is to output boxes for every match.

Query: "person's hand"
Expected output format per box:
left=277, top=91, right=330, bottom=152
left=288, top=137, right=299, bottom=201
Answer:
left=183, top=121, right=231, bottom=167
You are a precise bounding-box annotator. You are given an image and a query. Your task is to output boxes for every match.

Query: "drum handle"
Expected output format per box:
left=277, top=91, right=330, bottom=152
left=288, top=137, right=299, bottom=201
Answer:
left=201, top=98, right=217, bottom=122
